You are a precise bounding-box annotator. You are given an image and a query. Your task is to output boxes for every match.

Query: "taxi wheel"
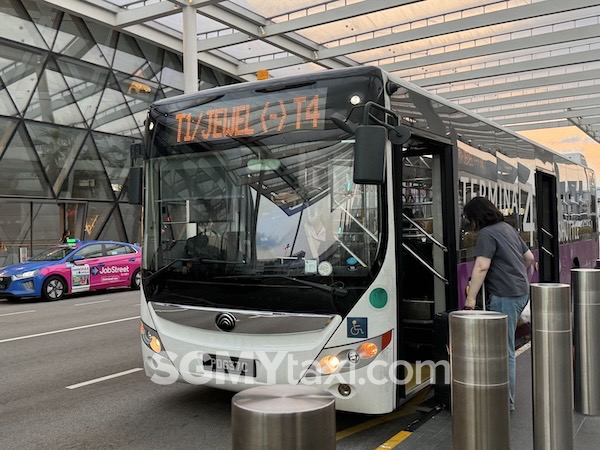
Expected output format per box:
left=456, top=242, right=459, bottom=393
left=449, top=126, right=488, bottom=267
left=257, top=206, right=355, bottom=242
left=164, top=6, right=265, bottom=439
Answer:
left=131, top=269, right=141, bottom=290
left=42, top=275, right=66, bottom=301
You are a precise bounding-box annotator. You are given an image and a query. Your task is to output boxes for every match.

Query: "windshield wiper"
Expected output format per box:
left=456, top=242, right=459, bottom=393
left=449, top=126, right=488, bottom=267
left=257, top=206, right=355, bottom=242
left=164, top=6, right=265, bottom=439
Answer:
left=144, top=258, right=245, bottom=285
left=216, top=274, right=347, bottom=297
left=143, top=258, right=195, bottom=285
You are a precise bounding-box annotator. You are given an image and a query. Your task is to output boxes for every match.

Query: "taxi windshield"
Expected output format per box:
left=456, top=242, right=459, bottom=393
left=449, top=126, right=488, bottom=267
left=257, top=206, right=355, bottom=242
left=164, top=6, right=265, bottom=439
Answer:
left=30, top=246, right=75, bottom=262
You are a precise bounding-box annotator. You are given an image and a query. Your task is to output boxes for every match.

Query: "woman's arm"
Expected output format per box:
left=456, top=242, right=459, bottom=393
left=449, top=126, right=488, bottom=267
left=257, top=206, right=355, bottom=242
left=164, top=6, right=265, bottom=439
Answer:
left=465, top=256, right=491, bottom=309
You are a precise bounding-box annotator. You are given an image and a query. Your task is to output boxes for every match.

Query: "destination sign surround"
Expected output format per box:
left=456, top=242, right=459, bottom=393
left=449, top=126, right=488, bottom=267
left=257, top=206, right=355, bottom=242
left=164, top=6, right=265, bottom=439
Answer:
left=174, top=88, right=327, bottom=143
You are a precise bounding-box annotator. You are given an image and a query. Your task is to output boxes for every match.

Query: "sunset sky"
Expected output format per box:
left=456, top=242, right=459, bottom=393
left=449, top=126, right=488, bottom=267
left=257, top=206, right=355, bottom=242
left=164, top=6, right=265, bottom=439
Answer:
left=520, top=127, right=600, bottom=178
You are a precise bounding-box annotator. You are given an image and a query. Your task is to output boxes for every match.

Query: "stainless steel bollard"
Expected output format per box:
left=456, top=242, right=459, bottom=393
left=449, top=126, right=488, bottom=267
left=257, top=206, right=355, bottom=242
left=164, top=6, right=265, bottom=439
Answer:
left=450, top=311, right=509, bottom=450
left=231, top=385, right=335, bottom=450
left=571, top=269, right=600, bottom=415
left=530, top=283, right=573, bottom=450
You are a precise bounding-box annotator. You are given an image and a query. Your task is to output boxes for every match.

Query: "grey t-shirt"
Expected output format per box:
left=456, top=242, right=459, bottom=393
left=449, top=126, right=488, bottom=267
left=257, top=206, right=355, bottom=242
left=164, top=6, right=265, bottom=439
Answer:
left=474, top=221, right=530, bottom=297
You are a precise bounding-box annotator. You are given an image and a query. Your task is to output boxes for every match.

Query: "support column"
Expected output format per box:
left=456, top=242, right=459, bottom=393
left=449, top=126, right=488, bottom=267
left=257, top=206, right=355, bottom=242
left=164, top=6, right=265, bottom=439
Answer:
left=182, top=5, right=198, bottom=94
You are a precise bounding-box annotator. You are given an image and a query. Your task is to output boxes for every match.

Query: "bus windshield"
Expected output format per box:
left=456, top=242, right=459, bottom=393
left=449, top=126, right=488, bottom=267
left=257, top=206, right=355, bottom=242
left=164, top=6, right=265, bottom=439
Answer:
left=141, top=67, right=386, bottom=315
left=143, top=138, right=382, bottom=314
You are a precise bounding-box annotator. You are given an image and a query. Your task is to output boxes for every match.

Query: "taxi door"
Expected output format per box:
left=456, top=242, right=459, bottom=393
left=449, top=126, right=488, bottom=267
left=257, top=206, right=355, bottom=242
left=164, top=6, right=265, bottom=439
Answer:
left=99, top=243, right=138, bottom=288
left=71, top=243, right=105, bottom=292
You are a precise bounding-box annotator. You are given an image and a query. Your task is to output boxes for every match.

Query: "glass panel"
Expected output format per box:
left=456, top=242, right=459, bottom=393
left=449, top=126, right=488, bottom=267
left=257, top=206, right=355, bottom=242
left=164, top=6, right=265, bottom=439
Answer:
left=0, top=0, right=48, bottom=49
left=31, top=202, right=61, bottom=251
left=21, top=0, right=62, bottom=50
left=0, top=117, right=19, bottom=158
left=56, top=57, right=109, bottom=126
left=105, top=243, right=134, bottom=255
left=0, top=123, right=53, bottom=197
left=25, top=121, right=86, bottom=195
left=137, top=39, right=164, bottom=80
left=199, top=65, right=237, bottom=90
left=64, top=202, right=86, bottom=240
left=158, top=51, right=184, bottom=91
left=0, top=79, right=19, bottom=116
left=112, top=33, right=149, bottom=76
left=86, top=20, right=117, bottom=67
left=119, top=203, right=142, bottom=244
left=116, top=71, right=159, bottom=103
left=53, top=14, right=113, bottom=68
left=24, top=57, right=86, bottom=126
left=0, top=201, right=32, bottom=267
left=97, top=207, right=127, bottom=242
left=92, top=73, right=140, bottom=136
left=59, top=135, right=115, bottom=200
left=74, top=243, right=104, bottom=259
left=92, top=132, right=134, bottom=198
left=0, top=42, right=46, bottom=115
left=83, top=202, right=114, bottom=240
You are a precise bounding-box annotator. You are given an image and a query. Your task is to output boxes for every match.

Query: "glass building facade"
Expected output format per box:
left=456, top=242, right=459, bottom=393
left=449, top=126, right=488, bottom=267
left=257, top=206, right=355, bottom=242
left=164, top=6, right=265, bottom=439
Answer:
left=0, top=0, right=237, bottom=266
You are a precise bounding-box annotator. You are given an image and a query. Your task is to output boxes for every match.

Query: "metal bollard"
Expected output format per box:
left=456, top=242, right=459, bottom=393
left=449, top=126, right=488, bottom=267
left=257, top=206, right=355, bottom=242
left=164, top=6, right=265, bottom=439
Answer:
left=530, top=283, right=573, bottom=450
left=450, top=310, right=509, bottom=450
left=571, top=269, right=600, bottom=415
left=231, top=385, right=335, bottom=450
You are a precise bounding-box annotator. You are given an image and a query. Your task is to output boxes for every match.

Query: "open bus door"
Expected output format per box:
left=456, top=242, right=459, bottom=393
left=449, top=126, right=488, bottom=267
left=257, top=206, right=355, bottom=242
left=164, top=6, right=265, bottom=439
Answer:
left=393, top=131, right=458, bottom=403
left=350, top=111, right=457, bottom=406
left=535, top=171, right=560, bottom=282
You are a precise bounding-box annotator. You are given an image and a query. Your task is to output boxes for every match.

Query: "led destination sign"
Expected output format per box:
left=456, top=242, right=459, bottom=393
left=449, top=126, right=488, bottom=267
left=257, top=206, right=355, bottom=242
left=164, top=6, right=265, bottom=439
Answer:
left=174, top=88, right=327, bottom=143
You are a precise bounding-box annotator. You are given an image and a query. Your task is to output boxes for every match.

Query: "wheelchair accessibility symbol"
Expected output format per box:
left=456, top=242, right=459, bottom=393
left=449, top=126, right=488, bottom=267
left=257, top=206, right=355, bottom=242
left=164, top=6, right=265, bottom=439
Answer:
left=347, top=317, right=367, bottom=338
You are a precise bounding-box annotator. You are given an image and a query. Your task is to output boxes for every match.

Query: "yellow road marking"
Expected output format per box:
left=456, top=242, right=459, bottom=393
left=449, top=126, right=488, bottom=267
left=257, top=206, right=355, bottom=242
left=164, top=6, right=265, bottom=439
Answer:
left=335, top=387, right=431, bottom=441
left=376, top=430, right=412, bottom=449
left=335, top=408, right=417, bottom=441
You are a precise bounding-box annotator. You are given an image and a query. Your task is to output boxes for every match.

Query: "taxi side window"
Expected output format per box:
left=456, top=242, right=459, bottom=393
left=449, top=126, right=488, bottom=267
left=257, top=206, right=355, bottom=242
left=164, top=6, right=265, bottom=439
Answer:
left=105, top=244, right=133, bottom=256
left=74, top=244, right=104, bottom=260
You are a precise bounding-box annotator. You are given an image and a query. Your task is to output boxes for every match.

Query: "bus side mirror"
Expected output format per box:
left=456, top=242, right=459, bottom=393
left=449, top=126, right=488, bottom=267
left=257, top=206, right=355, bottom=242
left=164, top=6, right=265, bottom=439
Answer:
left=353, top=125, right=386, bottom=185
left=128, top=167, right=143, bottom=205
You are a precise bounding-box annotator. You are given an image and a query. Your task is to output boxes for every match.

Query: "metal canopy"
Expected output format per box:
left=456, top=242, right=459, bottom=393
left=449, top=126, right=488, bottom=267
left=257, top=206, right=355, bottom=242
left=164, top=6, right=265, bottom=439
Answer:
left=41, top=0, right=600, bottom=143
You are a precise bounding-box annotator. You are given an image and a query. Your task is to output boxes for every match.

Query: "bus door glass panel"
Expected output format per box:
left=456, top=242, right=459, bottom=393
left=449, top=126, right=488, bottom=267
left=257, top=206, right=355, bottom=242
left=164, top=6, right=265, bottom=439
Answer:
left=535, top=171, right=559, bottom=282
left=72, top=244, right=105, bottom=290
left=400, top=148, right=446, bottom=359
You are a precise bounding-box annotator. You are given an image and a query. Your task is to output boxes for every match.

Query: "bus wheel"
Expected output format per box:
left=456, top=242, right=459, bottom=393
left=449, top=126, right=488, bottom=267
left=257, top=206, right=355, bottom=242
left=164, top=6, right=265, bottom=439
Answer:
left=42, top=276, right=66, bottom=301
left=131, top=269, right=141, bottom=290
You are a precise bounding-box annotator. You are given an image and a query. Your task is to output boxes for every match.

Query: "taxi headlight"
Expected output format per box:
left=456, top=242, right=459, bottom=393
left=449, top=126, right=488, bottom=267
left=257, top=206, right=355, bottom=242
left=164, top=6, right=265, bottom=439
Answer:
left=12, top=270, right=38, bottom=280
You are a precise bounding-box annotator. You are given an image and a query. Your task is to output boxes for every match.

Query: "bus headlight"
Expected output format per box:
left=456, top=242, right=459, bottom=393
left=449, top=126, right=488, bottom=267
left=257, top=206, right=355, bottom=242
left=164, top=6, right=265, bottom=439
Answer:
left=140, top=321, right=163, bottom=353
left=310, top=330, right=392, bottom=375
left=319, top=355, right=340, bottom=374
left=357, top=342, right=379, bottom=359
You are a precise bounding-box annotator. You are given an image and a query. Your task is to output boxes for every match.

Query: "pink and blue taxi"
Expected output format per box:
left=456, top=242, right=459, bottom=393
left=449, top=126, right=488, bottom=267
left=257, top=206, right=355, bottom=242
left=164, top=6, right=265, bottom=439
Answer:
left=0, top=240, right=141, bottom=301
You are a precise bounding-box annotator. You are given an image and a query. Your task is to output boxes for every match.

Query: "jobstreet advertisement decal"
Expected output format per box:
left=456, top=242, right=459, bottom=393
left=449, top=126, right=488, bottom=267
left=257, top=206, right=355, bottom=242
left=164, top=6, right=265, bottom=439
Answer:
left=91, top=265, right=129, bottom=282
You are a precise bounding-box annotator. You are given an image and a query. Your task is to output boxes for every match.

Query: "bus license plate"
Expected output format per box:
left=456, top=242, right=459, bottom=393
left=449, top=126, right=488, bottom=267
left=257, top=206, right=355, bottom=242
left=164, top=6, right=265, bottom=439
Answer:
left=204, top=354, right=256, bottom=377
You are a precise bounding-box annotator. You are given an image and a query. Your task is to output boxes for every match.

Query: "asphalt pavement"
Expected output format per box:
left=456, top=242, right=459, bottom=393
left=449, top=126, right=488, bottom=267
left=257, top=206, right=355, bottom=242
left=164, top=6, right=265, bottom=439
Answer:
left=0, top=290, right=433, bottom=450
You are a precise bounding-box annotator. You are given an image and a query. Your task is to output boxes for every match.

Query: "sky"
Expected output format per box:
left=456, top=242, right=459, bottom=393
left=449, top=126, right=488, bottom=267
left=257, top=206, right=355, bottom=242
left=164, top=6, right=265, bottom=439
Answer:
left=520, top=127, right=600, bottom=178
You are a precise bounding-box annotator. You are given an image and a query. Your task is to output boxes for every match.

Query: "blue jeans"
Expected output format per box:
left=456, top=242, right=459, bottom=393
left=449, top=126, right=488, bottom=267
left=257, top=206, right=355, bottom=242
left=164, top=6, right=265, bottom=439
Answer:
left=488, top=293, right=529, bottom=410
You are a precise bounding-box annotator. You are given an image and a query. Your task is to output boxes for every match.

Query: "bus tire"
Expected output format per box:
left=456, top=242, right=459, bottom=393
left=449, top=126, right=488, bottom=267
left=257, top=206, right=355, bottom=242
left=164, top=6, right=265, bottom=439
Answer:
left=42, top=275, right=66, bottom=301
left=131, top=269, right=141, bottom=290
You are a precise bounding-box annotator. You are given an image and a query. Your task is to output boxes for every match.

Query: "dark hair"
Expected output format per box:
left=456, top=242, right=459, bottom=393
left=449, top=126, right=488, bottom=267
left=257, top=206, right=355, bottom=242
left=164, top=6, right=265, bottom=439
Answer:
left=463, top=196, right=504, bottom=230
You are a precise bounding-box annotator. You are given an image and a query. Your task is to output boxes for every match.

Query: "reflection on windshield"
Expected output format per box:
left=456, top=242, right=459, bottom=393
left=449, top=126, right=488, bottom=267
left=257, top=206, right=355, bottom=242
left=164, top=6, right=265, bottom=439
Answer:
left=30, top=247, right=72, bottom=261
left=142, top=140, right=382, bottom=313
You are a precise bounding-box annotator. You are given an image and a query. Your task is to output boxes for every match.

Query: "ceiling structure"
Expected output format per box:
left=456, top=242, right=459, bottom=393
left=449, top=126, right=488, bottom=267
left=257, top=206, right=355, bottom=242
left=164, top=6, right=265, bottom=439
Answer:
left=41, top=0, right=600, bottom=143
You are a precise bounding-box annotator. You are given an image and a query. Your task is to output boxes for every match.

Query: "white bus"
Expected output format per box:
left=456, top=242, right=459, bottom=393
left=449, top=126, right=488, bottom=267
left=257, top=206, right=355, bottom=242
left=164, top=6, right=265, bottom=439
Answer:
left=131, top=66, right=597, bottom=414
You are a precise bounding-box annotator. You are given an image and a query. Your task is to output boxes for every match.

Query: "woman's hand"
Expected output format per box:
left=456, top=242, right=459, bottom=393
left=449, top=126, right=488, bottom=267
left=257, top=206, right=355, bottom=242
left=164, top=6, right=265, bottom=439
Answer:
left=464, top=296, right=477, bottom=310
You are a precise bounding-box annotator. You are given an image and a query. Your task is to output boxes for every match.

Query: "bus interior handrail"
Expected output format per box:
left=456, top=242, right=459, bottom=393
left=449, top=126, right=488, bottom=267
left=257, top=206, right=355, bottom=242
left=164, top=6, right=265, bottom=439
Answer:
left=402, top=213, right=447, bottom=252
left=401, top=242, right=449, bottom=285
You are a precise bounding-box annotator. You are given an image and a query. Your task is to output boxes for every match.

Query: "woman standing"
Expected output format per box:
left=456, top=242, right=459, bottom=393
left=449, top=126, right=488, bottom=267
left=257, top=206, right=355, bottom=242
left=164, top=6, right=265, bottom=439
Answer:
left=463, top=196, right=535, bottom=412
